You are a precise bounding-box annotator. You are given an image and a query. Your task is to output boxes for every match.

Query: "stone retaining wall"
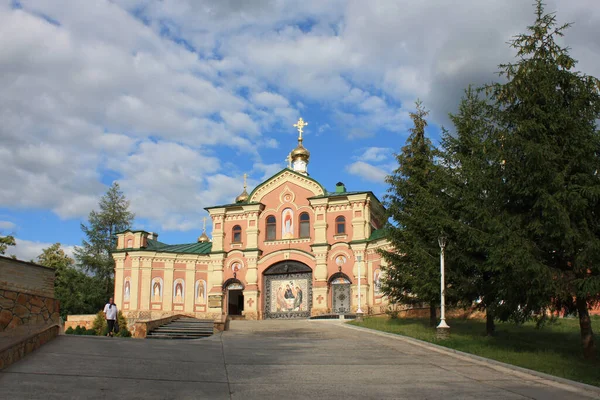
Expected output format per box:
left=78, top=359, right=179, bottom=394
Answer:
left=0, top=289, right=60, bottom=332
left=0, top=325, right=59, bottom=370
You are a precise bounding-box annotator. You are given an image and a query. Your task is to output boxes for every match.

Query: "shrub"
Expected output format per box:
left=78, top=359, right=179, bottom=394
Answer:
left=84, top=328, right=97, bottom=335
left=65, top=326, right=74, bottom=335
left=74, top=325, right=84, bottom=335
left=92, top=311, right=107, bottom=336
left=116, top=311, right=131, bottom=337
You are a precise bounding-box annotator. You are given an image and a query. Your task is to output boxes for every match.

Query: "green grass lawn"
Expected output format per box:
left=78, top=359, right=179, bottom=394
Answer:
left=350, top=316, right=600, bottom=387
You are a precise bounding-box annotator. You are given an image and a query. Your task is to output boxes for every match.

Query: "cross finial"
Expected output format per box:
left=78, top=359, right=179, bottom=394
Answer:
left=202, top=217, right=207, bottom=232
left=243, top=173, right=247, bottom=190
left=293, top=117, right=308, bottom=141
left=286, top=153, right=292, bottom=168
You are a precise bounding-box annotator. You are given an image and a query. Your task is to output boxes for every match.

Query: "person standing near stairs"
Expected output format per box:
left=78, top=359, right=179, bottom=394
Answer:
left=103, top=297, right=118, bottom=337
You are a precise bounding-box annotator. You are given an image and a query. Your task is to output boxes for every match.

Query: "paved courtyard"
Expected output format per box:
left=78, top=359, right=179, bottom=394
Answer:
left=1, top=320, right=598, bottom=399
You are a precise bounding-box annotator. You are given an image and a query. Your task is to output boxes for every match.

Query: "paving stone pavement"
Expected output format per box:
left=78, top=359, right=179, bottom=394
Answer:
left=0, top=320, right=598, bottom=399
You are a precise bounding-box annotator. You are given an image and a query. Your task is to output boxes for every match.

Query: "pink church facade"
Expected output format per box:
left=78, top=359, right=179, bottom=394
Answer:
left=113, top=119, right=391, bottom=320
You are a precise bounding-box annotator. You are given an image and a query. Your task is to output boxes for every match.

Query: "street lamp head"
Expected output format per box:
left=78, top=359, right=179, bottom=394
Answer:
left=438, top=235, right=447, bottom=249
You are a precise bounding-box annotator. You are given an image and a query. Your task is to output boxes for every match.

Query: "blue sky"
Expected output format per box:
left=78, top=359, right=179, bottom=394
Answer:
left=1, top=0, right=598, bottom=261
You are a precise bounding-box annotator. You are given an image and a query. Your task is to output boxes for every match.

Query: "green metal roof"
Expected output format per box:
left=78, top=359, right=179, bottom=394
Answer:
left=368, top=228, right=387, bottom=242
left=145, top=239, right=212, bottom=254
left=114, top=238, right=212, bottom=255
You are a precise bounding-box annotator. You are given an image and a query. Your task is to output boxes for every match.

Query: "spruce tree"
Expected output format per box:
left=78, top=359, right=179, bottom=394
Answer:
left=75, top=182, right=134, bottom=301
left=439, top=87, right=500, bottom=335
left=488, top=1, right=600, bottom=358
left=381, top=101, right=449, bottom=326
left=439, top=87, right=549, bottom=335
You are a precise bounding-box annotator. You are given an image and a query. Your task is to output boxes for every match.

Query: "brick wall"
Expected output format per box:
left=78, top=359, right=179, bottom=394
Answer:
left=0, top=256, right=55, bottom=298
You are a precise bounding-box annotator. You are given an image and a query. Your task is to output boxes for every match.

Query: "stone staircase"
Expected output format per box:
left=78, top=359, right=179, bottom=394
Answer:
left=146, top=317, right=214, bottom=339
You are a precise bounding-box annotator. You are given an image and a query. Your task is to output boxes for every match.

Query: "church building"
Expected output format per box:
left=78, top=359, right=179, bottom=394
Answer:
left=113, top=118, right=391, bottom=320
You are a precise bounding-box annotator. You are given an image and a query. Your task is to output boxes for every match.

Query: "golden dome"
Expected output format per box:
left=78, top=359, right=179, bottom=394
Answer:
left=291, top=143, right=310, bottom=159
left=235, top=189, right=249, bottom=203
left=197, top=231, right=210, bottom=243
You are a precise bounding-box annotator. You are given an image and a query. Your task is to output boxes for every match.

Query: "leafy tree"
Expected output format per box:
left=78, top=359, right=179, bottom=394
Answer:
left=380, top=101, right=450, bottom=327
left=486, top=1, right=600, bottom=358
left=37, top=243, right=105, bottom=318
left=75, top=182, right=134, bottom=300
left=37, top=243, right=74, bottom=270
left=0, top=234, right=15, bottom=255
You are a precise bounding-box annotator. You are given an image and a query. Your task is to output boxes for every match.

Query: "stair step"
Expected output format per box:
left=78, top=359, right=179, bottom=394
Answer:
left=146, top=317, right=214, bottom=340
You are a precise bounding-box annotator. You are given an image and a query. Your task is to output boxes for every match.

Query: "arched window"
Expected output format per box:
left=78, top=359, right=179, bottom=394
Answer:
left=232, top=225, right=242, bottom=243
left=126, top=238, right=133, bottom=248
left=335, top=216, right=346, bottom=234
left=266, top=215, right=276, bottom=241
left=299, top=212, right=310, bottom=238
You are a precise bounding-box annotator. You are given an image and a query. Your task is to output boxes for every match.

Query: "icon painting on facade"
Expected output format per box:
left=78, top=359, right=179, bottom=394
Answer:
left=271, top=277, right=309, bottom=312
left=173, top=279, right=185, bottom=303
left=123, top=277, right=131, bottom=302
left=231, top=262, right=242, bottom=274
left=374, top=269, right=382, bottom=295
left=282, top=208, right=294, bottom=239
left=195, top=279, right=206, bottom=305
left=335, top=255, right=347, bottom=267
left=151, top=277, right=163, bottom=302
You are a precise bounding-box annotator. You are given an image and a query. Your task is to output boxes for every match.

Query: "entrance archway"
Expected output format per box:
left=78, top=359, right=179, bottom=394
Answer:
left=263, top=260, right=312, bottom=319
left=223, top=278, right=244, bottom=316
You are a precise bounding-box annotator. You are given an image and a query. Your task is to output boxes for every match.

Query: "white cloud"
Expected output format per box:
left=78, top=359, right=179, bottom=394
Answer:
left=253, top=163, right=284, bottom=181
left=0, top=221, right=16, bottom=230
left=10, top=238, right=75, bottom=263
left=358, top=147, right=393, bottom=163
left=1, top=0, right=599, bottom=233
left=346, top=161, right=390, bottom=183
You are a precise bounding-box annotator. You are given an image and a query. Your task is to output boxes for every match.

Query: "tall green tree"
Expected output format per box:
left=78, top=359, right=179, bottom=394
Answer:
left=440, top=87, right=549, bottom=335
left=380, top=101, right=450, bottom=326
left=439, top=87, right=500, bottom=335
left=75, top=182, right=134, bottom=300
left=0, top=234, right=16, bottom=255
left=487, top=1, right=600, bottom=359
left=37, top=243, right=105, bottom=318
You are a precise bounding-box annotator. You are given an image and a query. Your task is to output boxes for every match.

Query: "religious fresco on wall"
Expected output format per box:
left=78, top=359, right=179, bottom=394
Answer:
left=173, top=278, right=185, bottom=303
left=231, top=262, right=242, bottom=274
left=123, top=277, right=131, bottom=302
left=331, top=276, right=350, bottom=285
left=195, top=279, right=206, bottom=305
left=264, top=272, right=312, bottom=319
left=335, top=254, right=347, bottom=267
left=374, top=269, right=382, bottom=295
left=151, top=277, right=163, bottom=302
left=282, top=208, right=294, bottom=239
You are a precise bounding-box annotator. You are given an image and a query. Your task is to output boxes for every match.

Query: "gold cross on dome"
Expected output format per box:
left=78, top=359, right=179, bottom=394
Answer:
left=202, top=217, right=207, bottom=231
left=243, top=173, right=247, bottom=189
left=294, top=118, right=308, bottom=140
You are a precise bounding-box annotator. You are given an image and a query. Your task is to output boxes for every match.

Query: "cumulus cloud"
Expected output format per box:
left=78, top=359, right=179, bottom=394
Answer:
left=1, top=0, right=598, bottom=233
left=10, top=238, right=75, bottom=263
left=346, top=161, right=390, bottom=183
left=0, top=221, right=16, bottom=230
left=357, top=147, right=393, bottom=163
